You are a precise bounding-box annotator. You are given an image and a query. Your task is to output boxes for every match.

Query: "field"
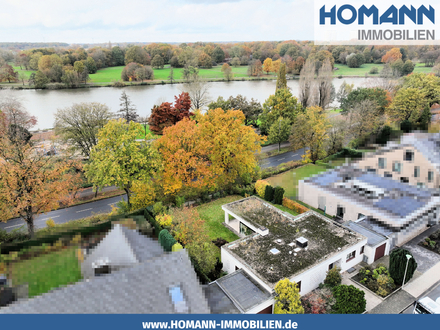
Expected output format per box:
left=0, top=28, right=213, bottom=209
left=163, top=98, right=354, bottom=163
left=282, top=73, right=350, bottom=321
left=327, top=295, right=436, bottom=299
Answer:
left=334, top=62, right=433, bottom=76
left=10, top=247, right=82, bottom=297
left=3, top=61, right=435, bottom=88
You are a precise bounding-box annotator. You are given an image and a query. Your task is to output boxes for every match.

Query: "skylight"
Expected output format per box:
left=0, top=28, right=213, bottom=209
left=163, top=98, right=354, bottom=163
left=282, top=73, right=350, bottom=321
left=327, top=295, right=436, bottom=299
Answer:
left=169, top=285, right=189, bottom=313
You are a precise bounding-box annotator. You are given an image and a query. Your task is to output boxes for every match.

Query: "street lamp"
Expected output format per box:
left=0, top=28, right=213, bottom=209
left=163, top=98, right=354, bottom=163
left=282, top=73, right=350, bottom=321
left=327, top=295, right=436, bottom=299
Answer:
left=402, top=254, right=412, bottom=288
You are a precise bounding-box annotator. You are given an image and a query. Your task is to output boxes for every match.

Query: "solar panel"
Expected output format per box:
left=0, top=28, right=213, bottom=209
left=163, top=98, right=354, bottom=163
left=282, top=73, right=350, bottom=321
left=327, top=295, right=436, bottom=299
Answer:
left=312, top=170, right=340, bottom=186
left=374, top=197, right=424, bottom=218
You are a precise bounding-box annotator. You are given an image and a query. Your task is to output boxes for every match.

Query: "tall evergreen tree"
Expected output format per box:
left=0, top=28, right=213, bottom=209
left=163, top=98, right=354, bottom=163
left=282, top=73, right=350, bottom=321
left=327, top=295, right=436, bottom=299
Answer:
left=118, top=91, right=138, bottom=122
left=389, top=248, right=417, bottom=286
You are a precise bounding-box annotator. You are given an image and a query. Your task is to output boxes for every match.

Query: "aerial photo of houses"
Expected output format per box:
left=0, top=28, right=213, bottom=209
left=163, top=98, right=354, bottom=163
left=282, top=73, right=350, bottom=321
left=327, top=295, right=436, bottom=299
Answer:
left=0, top=0, right=440, bottom=318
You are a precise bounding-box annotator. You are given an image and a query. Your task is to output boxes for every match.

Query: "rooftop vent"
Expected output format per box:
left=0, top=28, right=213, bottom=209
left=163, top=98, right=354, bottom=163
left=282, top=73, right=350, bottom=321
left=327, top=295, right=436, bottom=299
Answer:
left=270, top=248, right=280, bottom=255
left=276, top=239, right=282, bottom=244
left=296, top=236, right=308, bottom=248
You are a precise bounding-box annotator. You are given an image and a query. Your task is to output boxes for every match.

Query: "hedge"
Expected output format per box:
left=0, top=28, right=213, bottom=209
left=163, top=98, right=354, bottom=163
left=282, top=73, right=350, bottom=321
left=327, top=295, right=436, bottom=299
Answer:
left=144, top=209, right=163, bottom=236
left=282, top=197, right=309, bottom=214
left=273, top=186, right=285, bottom=205
left=0, top=208, right=150, bottom=255
left=264, top=185, right=274, bottom=202
left=158, top=229, right=177, bottom=252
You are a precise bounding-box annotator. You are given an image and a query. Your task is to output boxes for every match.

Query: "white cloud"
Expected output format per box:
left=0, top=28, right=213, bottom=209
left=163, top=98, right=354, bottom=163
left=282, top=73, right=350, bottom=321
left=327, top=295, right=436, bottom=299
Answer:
left=0, top=0, right=314, bottom=43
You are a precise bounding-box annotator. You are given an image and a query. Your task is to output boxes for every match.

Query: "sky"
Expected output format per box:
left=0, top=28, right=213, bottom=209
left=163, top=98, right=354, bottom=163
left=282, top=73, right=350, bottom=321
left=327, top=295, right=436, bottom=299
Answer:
left=0, top=0, right=315, bottom=44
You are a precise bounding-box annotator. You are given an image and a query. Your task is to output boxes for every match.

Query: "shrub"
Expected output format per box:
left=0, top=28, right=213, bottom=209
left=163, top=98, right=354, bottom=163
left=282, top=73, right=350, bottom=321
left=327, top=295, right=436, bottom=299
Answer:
left=255, top=180, right=270, bottom=198
left=273, top=186, right=285, bottom=204
left=46, top=218, right=56, bottom=228
left=153, top=202, right=166, bottom=216
left=282, top=197, right=309, bottom=214
left=171, top=242, right=183, bottom=252
left=389, top=248, right=417, bottom=285
left=369, top=67, right=379, bottom=74
left=156, top=213, right=173, bottom=227
left=175, top=196, right=186, bottom=208
left=400, top=120, right=413, bottom=133
left=324, top=267, right=342, bottom=287
left=264, top=185, right=274, bottom=202
left=158, top=229, right=177, bottom=252
left=332, top=285, right=366, bottom=314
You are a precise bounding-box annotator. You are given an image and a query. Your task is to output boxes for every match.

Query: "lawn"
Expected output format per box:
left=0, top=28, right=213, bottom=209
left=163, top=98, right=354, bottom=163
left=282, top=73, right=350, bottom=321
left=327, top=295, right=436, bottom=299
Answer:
left=136, top=124, right=159, bottom=139
left=10, top=247, right=82, bottom=297
left=334, top=62, right=433, bottom=76
left=89, top=65, right=259, bottom=84
left=265, top=164, right=329, bottom=199
left=195, top=195, right=243, bottom=243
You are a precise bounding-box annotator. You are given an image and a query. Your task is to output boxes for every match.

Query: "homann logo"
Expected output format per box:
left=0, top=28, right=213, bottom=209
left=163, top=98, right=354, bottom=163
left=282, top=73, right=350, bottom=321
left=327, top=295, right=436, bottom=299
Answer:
left=320, top=5, right=435, bottom=25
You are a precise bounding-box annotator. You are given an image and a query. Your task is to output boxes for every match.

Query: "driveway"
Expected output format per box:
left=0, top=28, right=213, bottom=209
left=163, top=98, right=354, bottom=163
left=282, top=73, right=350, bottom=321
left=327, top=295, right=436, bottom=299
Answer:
left=401, top=224, right=440, bottom=273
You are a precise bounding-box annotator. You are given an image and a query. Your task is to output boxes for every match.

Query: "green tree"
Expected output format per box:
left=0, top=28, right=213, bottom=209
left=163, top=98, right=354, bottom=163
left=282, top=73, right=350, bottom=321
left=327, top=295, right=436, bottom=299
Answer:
left=221, top=63, right=233, bottom=81
left=289, top=106, right=330, bottom=163
left=54, top=102, right=114, bottom=158
left=274, top=278, right=304, bottom=314
left=151, top=54, right=164, bottom=69
left=340, top=87, right=390, bottom=114
left=389, top=248, right=418, bottom=286
left=85, top=57, right=97, bottom=74
left=208, top=95, right=262, bottom=126
left=387, top=88, right=428, bottom=125
left=402, top=72, right=440, bottom=106
left=124, top=45, right=150, bottom=65
left=84, top=119, right=160, bottom=209
left=212, top=46, right=225, bottom=63
left=332, top=285, right=366, bottom=314
left=260, top=88, right=302, bottom=135
left=168, top=67, right=175, bottom=84
left=268, top=117, right=291, bottom=152
left=276, top=63, right=287, bottom=91
left=32, top=70, right=49, bottom=88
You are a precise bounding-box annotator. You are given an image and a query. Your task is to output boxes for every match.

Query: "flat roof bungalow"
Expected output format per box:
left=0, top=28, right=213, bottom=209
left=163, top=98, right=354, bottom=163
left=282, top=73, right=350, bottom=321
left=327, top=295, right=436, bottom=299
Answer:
left=221, top=197, right=367, bottom=296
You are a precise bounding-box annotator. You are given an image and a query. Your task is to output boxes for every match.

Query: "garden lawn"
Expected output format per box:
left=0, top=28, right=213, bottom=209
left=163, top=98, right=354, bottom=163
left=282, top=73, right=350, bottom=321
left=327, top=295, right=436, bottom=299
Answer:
left=413, top=62, right=434, bottom=74
left=196, top=195, right=242, bottom=243
left=10, top=247, right=82, bottom=297
left=334, top=62, right=432, bottom=76
left=265, top=164, right=328, bottom=199
left=136, top=125, right=159, bottom=139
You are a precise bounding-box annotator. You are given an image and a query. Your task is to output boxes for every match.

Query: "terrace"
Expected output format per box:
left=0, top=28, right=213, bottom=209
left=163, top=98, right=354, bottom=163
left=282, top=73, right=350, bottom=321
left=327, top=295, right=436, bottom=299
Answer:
left=221, top=197, right=364, bottom=289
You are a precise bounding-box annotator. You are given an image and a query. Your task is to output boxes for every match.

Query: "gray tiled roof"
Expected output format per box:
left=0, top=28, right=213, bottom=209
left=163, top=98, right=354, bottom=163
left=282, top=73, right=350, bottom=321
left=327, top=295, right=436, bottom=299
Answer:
left=0, top=250, right=210, bottom=314
left=120, top=226, right=164, bottom=262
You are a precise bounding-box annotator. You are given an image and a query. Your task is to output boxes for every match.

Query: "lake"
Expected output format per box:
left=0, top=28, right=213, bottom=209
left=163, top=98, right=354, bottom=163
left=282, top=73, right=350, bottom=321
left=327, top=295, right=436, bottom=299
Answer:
left=0, top=77, right=369, bottom=130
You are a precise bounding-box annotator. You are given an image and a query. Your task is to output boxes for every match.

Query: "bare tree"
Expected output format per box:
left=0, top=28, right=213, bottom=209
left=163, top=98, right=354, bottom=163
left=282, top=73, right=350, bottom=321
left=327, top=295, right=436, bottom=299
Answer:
left=182, top=74, right=211, bottom=110
left=298, top=59, right=316, bottom=109
left=326, top=116, right=348, bottom=155
left=118, top=91, right=138, bottom=122
left=316, top=58, right=333, bottom=109
left=363, top=65, right=400, bottom=96
left=346, top=99, right=381, bottom=142
left=0, top=94, right=37, bottom=130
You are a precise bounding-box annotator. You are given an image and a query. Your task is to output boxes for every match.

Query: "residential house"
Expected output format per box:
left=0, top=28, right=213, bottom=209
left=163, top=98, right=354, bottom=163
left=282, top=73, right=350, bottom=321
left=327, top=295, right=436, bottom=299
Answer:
left=355, top=132, right=440, bottom=189
left=0, top=225, right=210, bottom=314
left=298, top=165, right=440, bottom=257
left=221, top=197, right=367, bottom=298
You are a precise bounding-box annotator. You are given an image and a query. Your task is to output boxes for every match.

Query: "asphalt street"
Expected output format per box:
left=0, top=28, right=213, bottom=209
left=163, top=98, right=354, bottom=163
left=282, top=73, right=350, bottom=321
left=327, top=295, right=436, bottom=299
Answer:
left=259, top=147, right=306, bottom=168
left=0, top=194, right=127, bottom=233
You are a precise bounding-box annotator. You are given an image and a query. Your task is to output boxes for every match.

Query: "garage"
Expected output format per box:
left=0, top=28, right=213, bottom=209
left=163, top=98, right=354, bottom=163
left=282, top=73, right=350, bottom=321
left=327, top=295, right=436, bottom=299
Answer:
left=374, top=243, right=386, bottom=261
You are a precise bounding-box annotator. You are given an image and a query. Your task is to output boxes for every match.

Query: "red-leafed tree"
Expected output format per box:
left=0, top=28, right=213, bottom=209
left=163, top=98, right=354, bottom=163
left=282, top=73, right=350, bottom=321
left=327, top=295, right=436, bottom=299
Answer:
left=148, top=92, right=193, bottom=135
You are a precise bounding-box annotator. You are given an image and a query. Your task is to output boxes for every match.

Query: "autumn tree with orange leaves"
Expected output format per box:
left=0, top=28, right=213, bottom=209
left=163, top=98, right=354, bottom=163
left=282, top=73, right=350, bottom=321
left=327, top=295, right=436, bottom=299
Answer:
left=148, top=92, right=193, bottom=135
left=381, top=48, right=402, bottom=63
left=156, top=108, right=264, bottom=196
left=0, top=112, right=81, bottom=237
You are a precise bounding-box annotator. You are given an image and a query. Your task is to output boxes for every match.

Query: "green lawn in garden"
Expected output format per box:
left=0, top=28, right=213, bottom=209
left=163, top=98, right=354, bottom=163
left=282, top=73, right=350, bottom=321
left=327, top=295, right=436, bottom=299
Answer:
left=136, top=125, right=159, bottom=139
left=413, top=62, right=434, bottom=74
left=265, top=164, right=329, bottom=199
left=89, top=66, right=125, bottom=83
left=196, top=195, right=243, bottom=243
left=11, top=247, right=82, bottom=297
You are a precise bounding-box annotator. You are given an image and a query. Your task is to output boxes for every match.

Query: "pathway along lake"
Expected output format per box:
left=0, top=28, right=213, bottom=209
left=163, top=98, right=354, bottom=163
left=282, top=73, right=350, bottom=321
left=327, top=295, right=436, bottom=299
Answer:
left=0, top=77, right=369, bottom=130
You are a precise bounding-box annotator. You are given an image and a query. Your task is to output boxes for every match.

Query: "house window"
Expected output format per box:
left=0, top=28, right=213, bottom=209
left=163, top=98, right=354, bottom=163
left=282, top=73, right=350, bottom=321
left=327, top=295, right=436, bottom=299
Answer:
left=414, top=166, right=420, bottom=178
left=392, top=162, right=402, bottom=174
left=400, top=177, right=409, bottom=184
left=360, top=246, right=365, bottom=254
left=336, top=206, right=344, bottom=219
left=384, top=172, right=392, bottom=178
left=418, top=182, right=425, bottom=188
left=367, top=168, right=376, bottom=173
left=378, top=158, right=386, bottom=169
left=357, top=213, right=365, bottom=220
left=328, top=263, right=334, bottom=270
left=428, top=171, right=434, bottom=183
left=239, top=222, right=254, bottom=236
left=169, top=285, right=189, bottom=313
left=346, top=251, right=356, bottom=262
left=296, top=281, right=301, bottom=293
left=404, top=150, right=414, bottom=161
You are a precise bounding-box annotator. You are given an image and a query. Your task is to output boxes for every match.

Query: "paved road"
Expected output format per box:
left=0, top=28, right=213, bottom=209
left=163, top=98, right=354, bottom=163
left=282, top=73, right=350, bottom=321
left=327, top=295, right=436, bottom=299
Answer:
left=401, top=280, right=440, bottom=314
left=0, top=194, right=127, bottom=233
left=259, top=148, right=306, bottom=168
